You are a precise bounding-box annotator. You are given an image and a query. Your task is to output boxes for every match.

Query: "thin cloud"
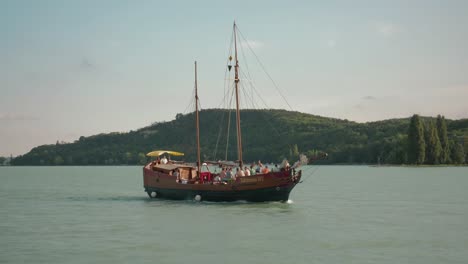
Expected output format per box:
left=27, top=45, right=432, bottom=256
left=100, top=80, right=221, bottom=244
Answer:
left=362, top=95, right=376, bottom=100
left=0, top=113, right=39, bottom=121
left=354, top=96, right=378, bottom=109
left=376, top=22, right=402, bottom=37
left=241, top=40, right=264, bottom=49
left=80, top=58, right=94, bottom=69
left=354, top=103, right=364, bottom=109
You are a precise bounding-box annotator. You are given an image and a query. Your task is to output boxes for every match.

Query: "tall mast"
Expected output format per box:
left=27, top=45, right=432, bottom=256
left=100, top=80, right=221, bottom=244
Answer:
left=233, top=21, right=243, bottom=168
left=195, top=61, right=201, bottom=177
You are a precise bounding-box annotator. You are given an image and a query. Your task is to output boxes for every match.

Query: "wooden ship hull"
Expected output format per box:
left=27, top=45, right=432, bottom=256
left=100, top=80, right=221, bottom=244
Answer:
left=143, top=163, right=302, bottom=202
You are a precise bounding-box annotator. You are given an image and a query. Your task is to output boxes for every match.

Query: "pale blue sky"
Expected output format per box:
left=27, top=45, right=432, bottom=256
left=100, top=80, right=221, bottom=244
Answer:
left=1, top=0, right=468, bottom=156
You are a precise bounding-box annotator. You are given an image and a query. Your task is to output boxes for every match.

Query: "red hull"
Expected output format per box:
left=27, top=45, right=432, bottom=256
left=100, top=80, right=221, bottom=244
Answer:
left=143, top=163, right=301, bottom=202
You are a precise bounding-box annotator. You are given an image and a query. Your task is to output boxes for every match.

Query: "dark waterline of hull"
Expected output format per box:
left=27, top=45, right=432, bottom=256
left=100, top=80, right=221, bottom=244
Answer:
left=145, top=184, right=296, bottom=202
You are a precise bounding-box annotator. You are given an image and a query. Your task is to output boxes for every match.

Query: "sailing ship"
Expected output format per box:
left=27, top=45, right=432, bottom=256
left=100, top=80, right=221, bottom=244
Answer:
left=142, top=23, right=304, bottom=202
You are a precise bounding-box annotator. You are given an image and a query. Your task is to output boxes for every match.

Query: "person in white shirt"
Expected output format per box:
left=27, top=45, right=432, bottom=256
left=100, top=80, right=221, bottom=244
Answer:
left=214, top=174, right=221, bottom=183
left=244, top=166, right=251, bottom=176
left=236, top=167, right=245, bottom=177
left=272, top=164, right=279, bottom=172
left=161, top=156, right=168, bottom=164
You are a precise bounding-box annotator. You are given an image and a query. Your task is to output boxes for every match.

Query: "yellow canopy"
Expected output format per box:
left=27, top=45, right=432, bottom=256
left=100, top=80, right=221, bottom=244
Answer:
left=146, top=150, right=185, bottom=157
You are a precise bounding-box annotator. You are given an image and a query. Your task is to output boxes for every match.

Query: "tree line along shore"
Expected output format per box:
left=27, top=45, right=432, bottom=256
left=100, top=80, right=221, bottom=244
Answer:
left=8, top=109, right=468, bottom=166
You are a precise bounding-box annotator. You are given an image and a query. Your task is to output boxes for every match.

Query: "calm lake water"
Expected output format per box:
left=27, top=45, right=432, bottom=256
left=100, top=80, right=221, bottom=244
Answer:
left=1, top=166, right=467, bottom=264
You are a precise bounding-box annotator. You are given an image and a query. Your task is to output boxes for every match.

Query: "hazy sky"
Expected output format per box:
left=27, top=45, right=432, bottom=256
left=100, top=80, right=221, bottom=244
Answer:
left=1, top=0, right=468, bottom=156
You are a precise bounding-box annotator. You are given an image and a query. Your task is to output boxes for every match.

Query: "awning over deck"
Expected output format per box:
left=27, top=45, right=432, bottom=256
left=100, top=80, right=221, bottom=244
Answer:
left=146, top=150, right=185, bottom=157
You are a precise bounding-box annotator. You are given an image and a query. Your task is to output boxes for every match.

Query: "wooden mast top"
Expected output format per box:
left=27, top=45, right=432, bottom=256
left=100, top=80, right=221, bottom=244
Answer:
left=195, top=61, right=201, bottom=177
left=233, top=21, right=243, bottom=168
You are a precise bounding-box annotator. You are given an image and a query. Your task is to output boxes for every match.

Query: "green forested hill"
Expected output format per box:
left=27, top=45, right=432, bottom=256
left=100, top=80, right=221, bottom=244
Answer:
left=11, top=109, right=468, bottom=165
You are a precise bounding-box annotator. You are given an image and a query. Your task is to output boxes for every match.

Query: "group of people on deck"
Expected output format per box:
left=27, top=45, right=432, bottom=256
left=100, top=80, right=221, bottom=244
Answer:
left=153, top=155, right=170, bottom=165
left=212, top=160, right=290, bottom=184
left=166, top=159, right=293, bottom=184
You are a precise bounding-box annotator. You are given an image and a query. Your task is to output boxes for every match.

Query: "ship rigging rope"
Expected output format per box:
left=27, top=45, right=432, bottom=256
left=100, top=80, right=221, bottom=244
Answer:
left=224, top=88, right=236, bottom=160
left=239, top=36, right=256, bottom=105
left=209, top=29, right=235, bottom=160
left=235, top=36, right=293, bottom=140
left=236, top=32, right=299, bottom=145
left=212, top=84, right=235, bottom=160
left=239, top=80, right=254, bottom=109
left=212, top=106, right=227, bottom=160
left=212, top=24, right=299, bottom=161
left=182, top=88, right=196, bottom=115
left=236, top=27, right=293, bottom=111
left=221, top=31, right=236, bottom=160
left=238, top=70, right=284, bottom=137
left=215, top=29, right=238, bottom=161
left=212, top=67, right=290, bottom=161
left=212, top=82, right=236, bottom=160
left=298, top=166, right=320, bottom=184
